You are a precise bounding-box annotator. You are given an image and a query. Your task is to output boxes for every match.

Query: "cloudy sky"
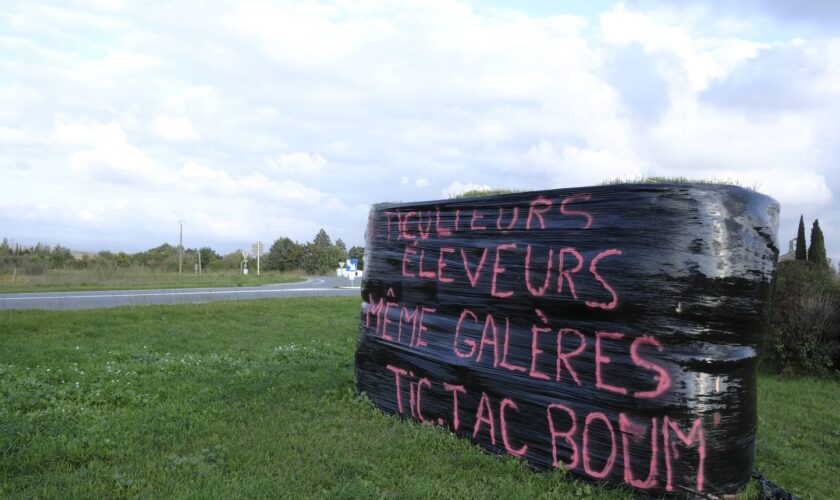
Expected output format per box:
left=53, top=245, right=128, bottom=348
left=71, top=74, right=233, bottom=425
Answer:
left=2, top=1, right=839, bottom=262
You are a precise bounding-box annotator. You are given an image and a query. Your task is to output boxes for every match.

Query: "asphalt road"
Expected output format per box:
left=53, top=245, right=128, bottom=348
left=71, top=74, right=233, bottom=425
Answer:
left=0, top=276, right=361, bottom=311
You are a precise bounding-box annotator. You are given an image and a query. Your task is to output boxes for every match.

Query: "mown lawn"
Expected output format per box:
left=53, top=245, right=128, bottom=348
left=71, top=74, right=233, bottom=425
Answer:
left=0, top=269, right=303, bottom=294
left=0, top=297, right=836, bottom=498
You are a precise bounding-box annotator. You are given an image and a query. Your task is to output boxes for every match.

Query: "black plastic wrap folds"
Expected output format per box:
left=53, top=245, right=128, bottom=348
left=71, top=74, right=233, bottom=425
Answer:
left=355, top=184, right=779, bottom=496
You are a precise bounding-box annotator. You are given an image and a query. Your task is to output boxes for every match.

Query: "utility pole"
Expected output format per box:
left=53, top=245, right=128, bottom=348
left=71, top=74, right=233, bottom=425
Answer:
left=178, top=220, right=184, bottom=274
left=197, top=250, right=202, bottom=275
left=252, top=241, right=263, bottom=276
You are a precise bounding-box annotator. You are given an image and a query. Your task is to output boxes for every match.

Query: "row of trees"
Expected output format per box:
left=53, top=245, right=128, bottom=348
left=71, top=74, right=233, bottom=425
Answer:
left=0, top=239, right=76, bottom=271
left=0, top=240, right=237, bottom=275
left=794, top=215, right=829, bottom=267
left=768, top=215, right=839, bottom=374
left=266, top=229, right=364, bottom=275
left=1, top=229, right=364, bottom=277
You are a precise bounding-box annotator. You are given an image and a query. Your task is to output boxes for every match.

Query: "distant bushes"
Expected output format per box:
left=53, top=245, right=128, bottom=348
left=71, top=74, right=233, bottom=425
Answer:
left=21, top=261, right=48, bottom=276
left=266, top=229, right=364, bottom=275
left=0, top=241, right=69, bottom=275
left=0, top=233, right=364, bottom=278
left=766, top=260, right=840, bottom=374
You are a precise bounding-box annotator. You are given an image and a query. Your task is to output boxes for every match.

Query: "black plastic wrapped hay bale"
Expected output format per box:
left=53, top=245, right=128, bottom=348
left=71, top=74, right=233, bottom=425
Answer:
left=354, top=183, right=779, bottom=496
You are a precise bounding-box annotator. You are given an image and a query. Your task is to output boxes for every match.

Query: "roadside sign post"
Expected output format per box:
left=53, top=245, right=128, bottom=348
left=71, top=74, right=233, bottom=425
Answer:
left=345, top=258, right=358, bottom=286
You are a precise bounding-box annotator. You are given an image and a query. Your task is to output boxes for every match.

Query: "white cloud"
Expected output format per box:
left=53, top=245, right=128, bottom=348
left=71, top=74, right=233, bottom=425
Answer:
left=267, top=152, right=327, bottom=175
left=228, top=2, right=391, bottom=67
left=169, top=160, right=329, bottom=206
left=150, top=115, right=201, bottom=142
left=54, top=120, right=126, bottom=146
left=631, top=102, right=836, bottom=207
left=738, top=169, right=831, bottom=207
left=52, top=120, right=162, bottom=185
left=0, top=0, right=838, bottom=261
left=526, top=139, right=644, bottom=188
left=601, top=6, right=764, bottom=96
left=0, top=85, right=43, bottom=121
left=0, top=126, right=28, bottom=144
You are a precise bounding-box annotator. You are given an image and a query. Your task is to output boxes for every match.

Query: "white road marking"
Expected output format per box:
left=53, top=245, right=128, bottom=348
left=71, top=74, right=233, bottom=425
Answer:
left=1, top=287, right=352, bottom=301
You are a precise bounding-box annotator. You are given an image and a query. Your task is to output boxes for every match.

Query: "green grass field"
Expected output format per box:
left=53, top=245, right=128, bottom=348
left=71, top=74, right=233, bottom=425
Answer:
left=0, top=298, right=836, bottom=498
left=0, top=268, right=304, bottom=294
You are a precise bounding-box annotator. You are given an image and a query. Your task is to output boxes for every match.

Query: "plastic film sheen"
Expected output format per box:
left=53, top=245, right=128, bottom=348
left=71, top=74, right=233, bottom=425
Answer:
left=354, top=184, right=779, bottom=496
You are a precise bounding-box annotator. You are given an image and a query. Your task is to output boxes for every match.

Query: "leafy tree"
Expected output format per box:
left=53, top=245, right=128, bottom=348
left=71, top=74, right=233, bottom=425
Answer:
left=49, top=245, right=75, bottom=268
left=808, top=219, right=828, bottom=268
left=198, top=247, right=221, bottom=271
left=313, top=229, right=331, bottom=247
left=233, top=251, right=249, bottom=270
left=115, top=252, right=131, bottom=268
left=302, top=244, right=345, bottom=275
left=134, top=243, right=178, bottom=271
left=267, top=237, right=304, bottom=272
left=90, top=250, right=119, bottom=269
left=348, top=246, right=365, bottom=270
left=331, top=243, right=348, bottom=264
left=301, top=244, right=322, bottom=274
left=301, top=229, right=347, bottom=275
left=795, top=215, right=807, bottom=260
left=206, top=251, right=243, bottom=271
left=335, top=238, right=347, bottom=252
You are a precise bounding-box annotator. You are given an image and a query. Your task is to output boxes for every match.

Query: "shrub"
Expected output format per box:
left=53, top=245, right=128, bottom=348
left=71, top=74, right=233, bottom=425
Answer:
left=22, top=261, right=48, bottom=276
left=767, top=260, right=840, bottom=373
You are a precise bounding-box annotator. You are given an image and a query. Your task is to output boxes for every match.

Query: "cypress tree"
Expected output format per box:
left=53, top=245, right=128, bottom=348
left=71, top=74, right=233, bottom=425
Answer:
left=795, top=215, right=807, bottom=260
left=807, top=219, right=828, bottom=267
left=313, top=229, right=332, bottom=247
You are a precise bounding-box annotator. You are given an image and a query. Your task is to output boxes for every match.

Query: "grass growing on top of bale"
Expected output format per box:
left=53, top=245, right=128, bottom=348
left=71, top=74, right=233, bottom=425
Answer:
left=450, top=188, right=525, bottom=198
left=444, top=177, right=757, bottom=201
left=601, top=175, right=759, bottom=190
